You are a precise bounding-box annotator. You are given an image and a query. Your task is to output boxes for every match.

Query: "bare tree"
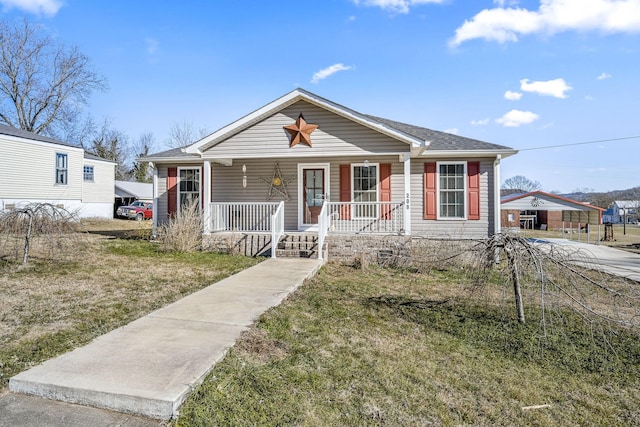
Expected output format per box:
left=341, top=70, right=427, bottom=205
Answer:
left=0, top=203, right=77, bottom=265
left=0, top=18, right=106, bottom=136
left=131, top=132, right=155, bottom=183
left=167, top=120, right=209, bottom=148
left=502, top=175, right=542, bottom=192
left=84, top=118, right=132, bottom=180
left=478, top=234, right=639, bottom=330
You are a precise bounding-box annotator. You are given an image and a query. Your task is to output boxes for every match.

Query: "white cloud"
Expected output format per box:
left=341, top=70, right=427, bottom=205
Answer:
left=0, top=0, right=62, bottom=15
left=585, top=95, right=595, bottom=100
left=597, top=72, right=612, bottom=80
left=311, top=63, right=353, bottom=83
left=444, top=127, right=459, bottom=134
left=450, top=0, right=640, bottom=46
left=351, top=0, right=443, bottom=14
left=496, top=109, right=539, bottom=127
left=504, top=90, right=522, bottom=100
left=471, top=118, right=490, bottom=126
left=520, top=78, right=572, bottom=98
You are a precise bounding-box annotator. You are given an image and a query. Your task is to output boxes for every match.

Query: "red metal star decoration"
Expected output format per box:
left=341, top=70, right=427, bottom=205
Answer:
left=283, top=113, right=318, bottom=147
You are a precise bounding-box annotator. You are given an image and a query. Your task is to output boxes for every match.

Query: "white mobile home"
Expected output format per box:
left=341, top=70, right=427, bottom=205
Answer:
left=0, top=124, right=115, bottom=218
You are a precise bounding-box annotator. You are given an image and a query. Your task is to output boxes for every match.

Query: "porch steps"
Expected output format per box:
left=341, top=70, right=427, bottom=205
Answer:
left=276, top=233, right=319, bottom=259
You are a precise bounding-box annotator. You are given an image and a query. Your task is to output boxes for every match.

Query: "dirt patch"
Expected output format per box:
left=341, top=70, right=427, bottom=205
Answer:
left=77, top=218, right=152, bottom=240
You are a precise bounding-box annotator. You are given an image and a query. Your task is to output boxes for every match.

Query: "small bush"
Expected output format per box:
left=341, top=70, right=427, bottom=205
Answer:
left=159, top=199, right=203, bottom=252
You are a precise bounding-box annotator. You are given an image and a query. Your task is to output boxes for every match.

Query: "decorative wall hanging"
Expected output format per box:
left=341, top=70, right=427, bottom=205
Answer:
left=260, top=162, right=295, bottom=200
left=283, top=113, right=318, bottom=147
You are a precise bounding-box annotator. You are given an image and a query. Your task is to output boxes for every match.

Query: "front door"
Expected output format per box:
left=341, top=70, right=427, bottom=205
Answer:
left=303, top=168, right=324, bottom=224
left=298, top=163, right=330, bottom=229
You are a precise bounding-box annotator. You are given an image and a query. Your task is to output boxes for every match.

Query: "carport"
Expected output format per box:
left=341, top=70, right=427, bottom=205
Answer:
left=501, top=191, right=605, bottom=243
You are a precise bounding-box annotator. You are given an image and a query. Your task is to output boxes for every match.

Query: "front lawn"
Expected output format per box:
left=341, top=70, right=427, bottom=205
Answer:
left=175, top=264, right=640, bottom=426
left=0, top=232, right=261, bottom=390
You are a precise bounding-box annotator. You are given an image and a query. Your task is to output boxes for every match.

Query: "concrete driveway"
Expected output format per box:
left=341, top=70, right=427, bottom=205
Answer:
left=543, top=238, right=640, bottom=282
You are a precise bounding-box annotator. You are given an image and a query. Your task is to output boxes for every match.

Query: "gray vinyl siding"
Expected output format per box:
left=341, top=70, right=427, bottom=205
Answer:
left=410, top=158, right=494, bottom=238
left=203, top=101, right=410, bottom=159
left=1, top=136, right=84, bottom=200
left=212, top=156, right=404, bottom=230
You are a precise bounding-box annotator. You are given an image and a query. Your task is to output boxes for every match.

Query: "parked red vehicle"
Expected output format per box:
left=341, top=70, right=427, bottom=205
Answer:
left=116, top=201, right=153, bottom=221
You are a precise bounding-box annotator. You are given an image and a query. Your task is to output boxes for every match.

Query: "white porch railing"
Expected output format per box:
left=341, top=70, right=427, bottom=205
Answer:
left=317, top=202, right=329, bottom=260
left=326, top=202, right=404, bottom=234
left=271, top=201, right=285, bottom=258
left=210, top=202, right=280, bottom=232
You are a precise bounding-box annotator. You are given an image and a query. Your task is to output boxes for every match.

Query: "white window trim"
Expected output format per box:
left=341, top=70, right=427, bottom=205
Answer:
left=351, top=162, right=380, bottom=219
left=177, top=166, right=201, bottom=213
left=436, top=160, right=467, bottom=220
left=83, top=165, right=95, bottom=182
left=55, top=152, right=68, bottom=185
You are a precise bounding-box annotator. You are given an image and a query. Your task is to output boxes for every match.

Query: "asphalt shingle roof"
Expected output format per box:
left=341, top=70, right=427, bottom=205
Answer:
left=365, top=115, right=513, bottom=151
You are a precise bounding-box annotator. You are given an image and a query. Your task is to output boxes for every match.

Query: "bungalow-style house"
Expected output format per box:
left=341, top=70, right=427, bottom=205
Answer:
left=0, top=124, right=116, bottom=218
left=141, top=89, right=517, bottom=260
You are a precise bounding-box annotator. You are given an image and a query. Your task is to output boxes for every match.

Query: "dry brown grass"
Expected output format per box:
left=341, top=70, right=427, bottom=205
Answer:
left=0, top=219, right=260, bottom=390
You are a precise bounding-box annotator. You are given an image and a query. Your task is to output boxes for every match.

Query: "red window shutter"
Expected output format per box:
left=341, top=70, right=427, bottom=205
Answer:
left=339, top=164, right=351, bottom=220
left=167, top=167, right=177, bottom=216
left=379, top=163, right=392, bottom=219
left=468, top=161, right=480, bottom=220
left=423, top=163, right=436, bottom=220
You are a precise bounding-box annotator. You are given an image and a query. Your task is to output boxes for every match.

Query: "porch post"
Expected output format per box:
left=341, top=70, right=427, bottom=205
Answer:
left=403, top=154, right=411, bottom=235
left=203, top=160, right=211, bottom=234
left=493, top=155, right=502, bottom=235
left=151, top=163, right=158, bottom=237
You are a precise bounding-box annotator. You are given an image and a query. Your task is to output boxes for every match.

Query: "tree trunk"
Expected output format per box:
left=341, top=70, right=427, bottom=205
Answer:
left=22, top=211, right=33, bottom=265
left=505, top=247, right=526, bottom=323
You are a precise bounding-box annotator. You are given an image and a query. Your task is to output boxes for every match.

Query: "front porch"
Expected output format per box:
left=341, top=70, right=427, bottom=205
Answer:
left=205, top=201, right=406, bottom=259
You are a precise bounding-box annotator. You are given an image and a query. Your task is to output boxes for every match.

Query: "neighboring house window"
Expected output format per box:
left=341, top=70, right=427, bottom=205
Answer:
left=438, top=162, right=466, bottom=219
left=352, top=163, right=378, bottom=218
left=55, top=153, right=68, bottom=185
left=83, top=165, right=94, bottom=182
left=178, top=168, right=201, bottom=208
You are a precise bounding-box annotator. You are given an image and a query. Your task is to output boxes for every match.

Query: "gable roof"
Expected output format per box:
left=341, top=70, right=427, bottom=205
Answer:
left=142, top=88, right=516, bottom=162
left=0, top=123, right=114, bottom=163
left=501, top=190, right=604, bottom=212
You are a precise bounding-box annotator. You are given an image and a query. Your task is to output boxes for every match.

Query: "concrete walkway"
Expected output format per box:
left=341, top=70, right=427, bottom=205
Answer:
left=5, top=257, right=323, bottom=423
left=541, top=238, right=640, bottom=282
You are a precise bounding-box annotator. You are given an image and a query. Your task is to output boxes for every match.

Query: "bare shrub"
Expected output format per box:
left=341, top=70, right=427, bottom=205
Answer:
left=0, top=203, right=82, bottom=265
left=158, top=199, right=203, bottom=252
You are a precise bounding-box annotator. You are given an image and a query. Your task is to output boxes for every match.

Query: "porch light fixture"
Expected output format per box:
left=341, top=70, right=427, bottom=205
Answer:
left=242, top=164, right=247, bottom=189
left=364, top=160, right=370, bottom=168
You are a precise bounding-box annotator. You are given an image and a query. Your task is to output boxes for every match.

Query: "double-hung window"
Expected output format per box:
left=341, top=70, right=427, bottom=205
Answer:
left=352, top=163, right=378, bottom=218
left=438, top=162, right=466, bottom=219
left=178, top=168, right=201, bottom=208
left=83, top=165, right=94, bottom=182
left=55, top=153, right=68, bottom=185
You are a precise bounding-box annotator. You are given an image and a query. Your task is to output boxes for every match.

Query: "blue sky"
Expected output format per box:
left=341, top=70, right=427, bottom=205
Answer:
left=2, top=0, right=639, bottom=193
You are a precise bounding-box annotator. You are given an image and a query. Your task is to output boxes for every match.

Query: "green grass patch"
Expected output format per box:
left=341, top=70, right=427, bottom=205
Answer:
left=175, top=264, right=640, bottom=426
